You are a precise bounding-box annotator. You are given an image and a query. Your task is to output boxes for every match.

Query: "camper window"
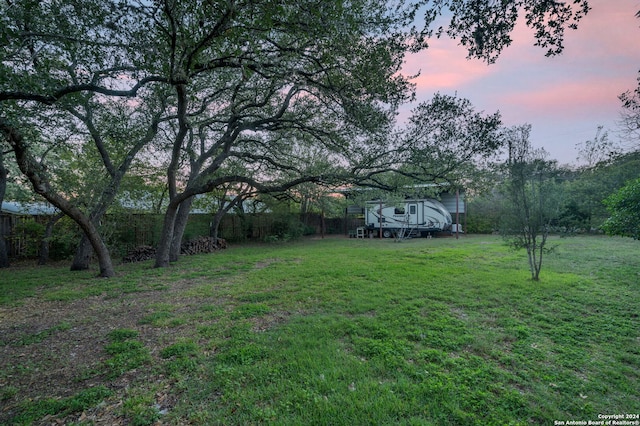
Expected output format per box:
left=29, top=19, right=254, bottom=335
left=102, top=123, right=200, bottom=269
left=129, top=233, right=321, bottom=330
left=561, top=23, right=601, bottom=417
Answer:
left=394, top=207, right=405, bottom=214
left=409, top=205, right=416, bottom=214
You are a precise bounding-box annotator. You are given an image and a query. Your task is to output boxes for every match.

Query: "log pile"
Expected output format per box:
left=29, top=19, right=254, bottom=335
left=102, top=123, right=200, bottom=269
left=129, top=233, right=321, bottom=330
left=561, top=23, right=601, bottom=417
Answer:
left=122, top=245, right=156, bottom=263
left=180, top=236, right=227, bottom=255
left=122, top=237, right=227, bottom=263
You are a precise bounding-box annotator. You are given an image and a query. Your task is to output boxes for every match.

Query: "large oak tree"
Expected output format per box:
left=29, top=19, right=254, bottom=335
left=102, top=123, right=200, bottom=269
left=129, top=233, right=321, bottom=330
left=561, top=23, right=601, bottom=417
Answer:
left=1, top=0, right=591, bottom=276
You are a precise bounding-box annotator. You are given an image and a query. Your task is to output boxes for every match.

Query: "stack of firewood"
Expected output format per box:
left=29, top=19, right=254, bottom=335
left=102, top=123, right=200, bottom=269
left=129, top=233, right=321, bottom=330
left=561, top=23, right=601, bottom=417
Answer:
left=122, top=237, right=227, bottom=263
left=180, top=236, right=227, bottom=255
left=122, top=245, right=156, bottom=263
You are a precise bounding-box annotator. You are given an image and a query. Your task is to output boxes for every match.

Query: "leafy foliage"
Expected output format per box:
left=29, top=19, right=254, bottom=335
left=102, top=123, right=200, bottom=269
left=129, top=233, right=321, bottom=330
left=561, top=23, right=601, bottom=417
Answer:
left=402, top=93, right=504, bottom=186
left=428, top=0, right=590, bottom=63
left=602, top=178, right=640, bottom=239
left=563, top=151, right=640, bottom=231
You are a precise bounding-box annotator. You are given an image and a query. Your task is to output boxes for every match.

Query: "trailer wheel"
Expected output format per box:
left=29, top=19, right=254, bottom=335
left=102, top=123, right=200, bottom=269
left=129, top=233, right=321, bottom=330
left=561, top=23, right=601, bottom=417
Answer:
left=382, top=229, right=393, bottom=238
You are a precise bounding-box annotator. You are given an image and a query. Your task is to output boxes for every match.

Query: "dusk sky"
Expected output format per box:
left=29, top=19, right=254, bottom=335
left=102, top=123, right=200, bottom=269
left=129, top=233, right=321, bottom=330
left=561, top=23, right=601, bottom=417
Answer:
left=400, top=0, right=640, bottom=165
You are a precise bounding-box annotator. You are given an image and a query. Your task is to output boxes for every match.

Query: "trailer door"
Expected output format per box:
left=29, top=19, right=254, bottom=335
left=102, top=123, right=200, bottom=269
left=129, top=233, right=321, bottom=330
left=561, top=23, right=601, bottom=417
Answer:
left=407, top=202, right=418, bottom=226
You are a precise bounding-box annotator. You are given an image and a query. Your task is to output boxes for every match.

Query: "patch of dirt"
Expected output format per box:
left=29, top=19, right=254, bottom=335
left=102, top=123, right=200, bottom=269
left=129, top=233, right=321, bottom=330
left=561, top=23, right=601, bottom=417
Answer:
left=0, top=274, right=231, bottom=424
left=249, top=311, right=293, bottom=333
left=254, top=258, right=281, bottom=269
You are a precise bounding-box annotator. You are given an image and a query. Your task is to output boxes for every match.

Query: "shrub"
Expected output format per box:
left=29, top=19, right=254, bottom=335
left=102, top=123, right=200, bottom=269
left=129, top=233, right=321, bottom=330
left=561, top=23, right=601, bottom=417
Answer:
left=602, top=178, right=640, bottom=239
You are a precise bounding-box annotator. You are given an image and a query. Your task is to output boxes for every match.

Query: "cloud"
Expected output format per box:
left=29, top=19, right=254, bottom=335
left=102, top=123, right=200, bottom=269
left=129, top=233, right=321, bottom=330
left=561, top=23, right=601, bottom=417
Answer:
left=403, top=38, right=491, bottom=93
left=496, top=77, right=629, bottom=122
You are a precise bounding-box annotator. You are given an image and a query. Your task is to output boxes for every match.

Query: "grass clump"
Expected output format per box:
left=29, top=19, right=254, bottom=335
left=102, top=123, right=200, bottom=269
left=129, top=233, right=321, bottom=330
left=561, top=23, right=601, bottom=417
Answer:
left=160, top=340, right=201, bottom=376
left=230, top=302, right=272, bottom=319
left=12, top=321, right=72, bottom=346
left=12, top=386, right=112, bottom=424
left=122, top=392, right=162, bottom=426
left=103, top=329, right=151, bottom=379
left=160, top=340, right=199, bottom=359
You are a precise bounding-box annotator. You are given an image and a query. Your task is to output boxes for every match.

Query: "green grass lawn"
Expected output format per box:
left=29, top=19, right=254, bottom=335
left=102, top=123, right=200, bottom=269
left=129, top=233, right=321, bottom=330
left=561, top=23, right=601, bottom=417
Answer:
left=1, top=235, right=638, bottom=425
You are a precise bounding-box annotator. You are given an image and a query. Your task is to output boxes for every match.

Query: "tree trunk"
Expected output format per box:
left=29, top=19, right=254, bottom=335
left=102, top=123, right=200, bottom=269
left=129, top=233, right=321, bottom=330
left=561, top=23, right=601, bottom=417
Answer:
left=0, top=236, right=8, bottom=269
left=70, top=234, right=94, bottom=270
left=3, top=120, right=116, bottom=277
left=89, top=229, right=115, bottom=277
left=211, top=192, right=246, bottom=243
left=155, top=202, right=179, bottom=268
left=0, top=150, right=9, bottom=268
left=169, top=197, right=194, bottom=262
left=71, top=203, right=110, bottom=270
left=38, top=212, right=64, bottom=265
left=64, top=213, right=114, bottom=277
left=211, top=210, right=225, bottom=241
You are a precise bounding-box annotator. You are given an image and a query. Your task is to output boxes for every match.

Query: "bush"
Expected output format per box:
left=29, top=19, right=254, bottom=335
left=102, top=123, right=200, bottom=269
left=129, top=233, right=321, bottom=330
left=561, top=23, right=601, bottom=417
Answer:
left=466, top=195, right=503, bottom=234
left=12, top=219, right=45, bottom=257
left=602, top=178, right=640, bottom=239
left=24, top=216, right=81, bottom=261
left=269, top=214, right=305, bottom=242
left=465, top=214, right=495, bottom=234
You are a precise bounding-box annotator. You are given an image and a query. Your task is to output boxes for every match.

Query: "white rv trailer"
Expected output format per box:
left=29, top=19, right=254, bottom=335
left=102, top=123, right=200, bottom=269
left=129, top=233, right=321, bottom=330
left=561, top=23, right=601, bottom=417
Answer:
left=365, top=199, right=452, bottom=238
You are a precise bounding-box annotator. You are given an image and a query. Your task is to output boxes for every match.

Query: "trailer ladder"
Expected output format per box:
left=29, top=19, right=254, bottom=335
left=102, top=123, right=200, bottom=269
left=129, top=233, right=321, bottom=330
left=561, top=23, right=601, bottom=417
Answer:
left=394, top=215, right=417, bottom=241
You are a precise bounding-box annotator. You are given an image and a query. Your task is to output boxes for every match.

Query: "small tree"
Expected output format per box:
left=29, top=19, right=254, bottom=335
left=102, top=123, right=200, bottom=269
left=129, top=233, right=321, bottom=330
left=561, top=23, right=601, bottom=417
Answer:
left=601, top=178, right=640, bottom=240
left=501, top=125, right=561, bottom=281
left=619, top=70, right=640, bottom=150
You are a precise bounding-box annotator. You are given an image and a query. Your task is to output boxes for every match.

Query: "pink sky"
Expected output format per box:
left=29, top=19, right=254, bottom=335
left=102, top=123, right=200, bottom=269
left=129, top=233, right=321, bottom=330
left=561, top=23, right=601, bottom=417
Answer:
left=400, top=0, right=640, bottom=165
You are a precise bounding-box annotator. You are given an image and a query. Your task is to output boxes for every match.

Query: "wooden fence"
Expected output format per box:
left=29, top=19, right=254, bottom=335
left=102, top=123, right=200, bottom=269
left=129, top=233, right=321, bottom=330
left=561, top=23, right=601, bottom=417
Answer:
left=0, top=213, right=51, bottom=258
left=1, top=211, right=362, bottom=259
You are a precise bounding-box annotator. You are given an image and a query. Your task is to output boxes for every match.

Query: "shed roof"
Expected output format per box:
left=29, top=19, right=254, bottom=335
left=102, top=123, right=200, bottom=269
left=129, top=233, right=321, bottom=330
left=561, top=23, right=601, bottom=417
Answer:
left=1, top=201, right=59, bottom=216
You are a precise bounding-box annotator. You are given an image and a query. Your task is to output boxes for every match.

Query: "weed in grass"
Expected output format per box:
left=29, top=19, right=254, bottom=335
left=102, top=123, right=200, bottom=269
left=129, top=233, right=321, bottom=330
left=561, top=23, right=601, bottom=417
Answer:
left=352, top=336, right=410, bottom=365
left=219, top=342, right=268, bottom=365
left=178, top=237, right=637, bottom=423
left=1, top=385, right=18, bottom=401
left=185, top=409, right=213, bottom=424
left=165, top=357, right=201, bottom=377
left=167, top=317, right=187, bottom=327
left=0, top=265, right=95, bottom=306
left=42, top=287, right=96, bottom=302
left=104, top=341, right=151, bottom=379
left=196, top=324, right=224, bottom=339
left=138, top=303, right=187, bottom=327
left=0, top=284, right=37, bottom=306
left=182, top=282, right=220, bottom=298
left=194, top=303, right=225, bottom=320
